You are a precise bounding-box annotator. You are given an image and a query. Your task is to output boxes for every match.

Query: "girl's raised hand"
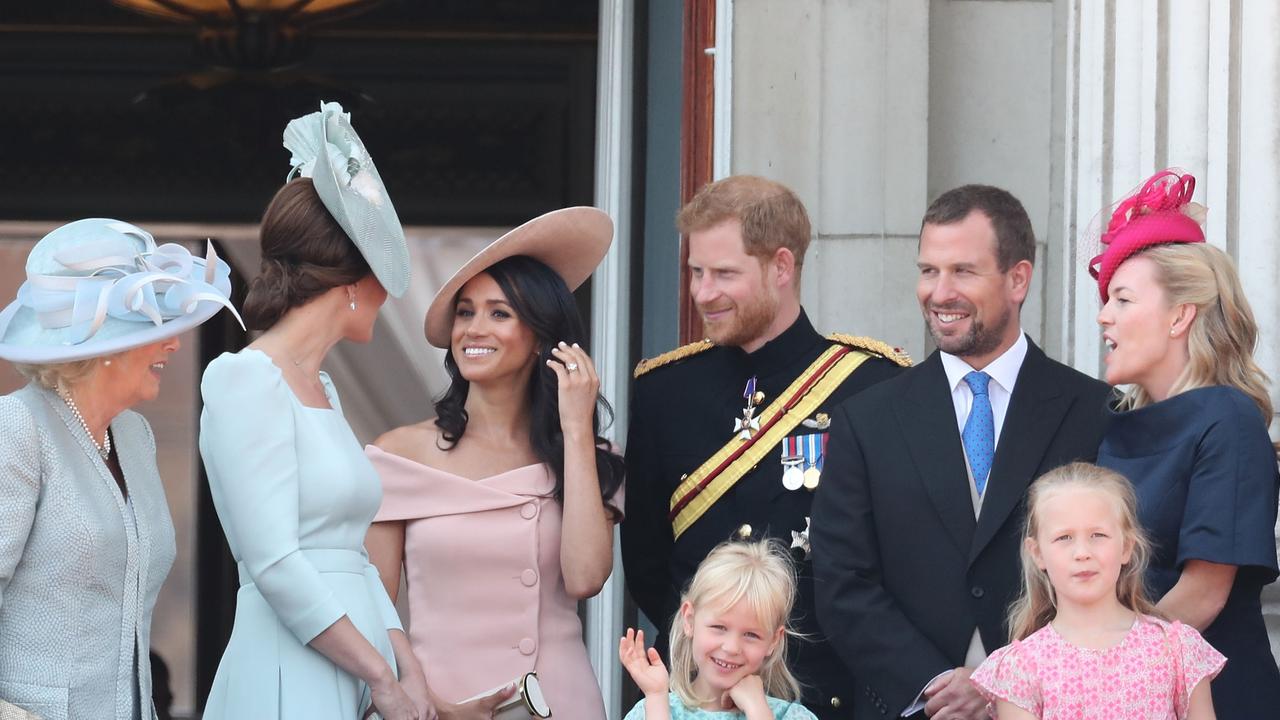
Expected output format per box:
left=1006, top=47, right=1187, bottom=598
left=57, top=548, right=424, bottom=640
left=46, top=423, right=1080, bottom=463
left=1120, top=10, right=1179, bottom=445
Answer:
left=618, top=627, right=669, bottom=697
left=547, top=342, right=600, bottom=437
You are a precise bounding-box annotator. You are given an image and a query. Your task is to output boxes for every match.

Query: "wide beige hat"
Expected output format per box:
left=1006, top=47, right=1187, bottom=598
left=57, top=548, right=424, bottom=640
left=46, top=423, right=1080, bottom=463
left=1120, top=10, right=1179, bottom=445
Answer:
left=424, top=207, right=613, bottom=348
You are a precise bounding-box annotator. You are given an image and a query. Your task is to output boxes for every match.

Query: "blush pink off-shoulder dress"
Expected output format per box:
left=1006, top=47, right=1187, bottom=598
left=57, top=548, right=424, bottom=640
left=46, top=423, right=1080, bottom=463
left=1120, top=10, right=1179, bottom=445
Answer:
left=367, top=446, right=623, bottom=719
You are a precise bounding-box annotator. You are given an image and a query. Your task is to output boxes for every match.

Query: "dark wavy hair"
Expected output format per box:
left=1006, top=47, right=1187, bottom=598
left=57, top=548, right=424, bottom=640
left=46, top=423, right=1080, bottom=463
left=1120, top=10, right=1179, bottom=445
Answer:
left=243, top=178, right=371, bottom=330
left=434, top=255, right=624, bottom=515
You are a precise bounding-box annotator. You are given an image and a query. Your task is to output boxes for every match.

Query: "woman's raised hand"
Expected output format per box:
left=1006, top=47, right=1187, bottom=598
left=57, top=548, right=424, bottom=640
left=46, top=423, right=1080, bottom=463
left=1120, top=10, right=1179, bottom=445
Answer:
left=547, top=341, right=600, bottom=437
left=619, top=627, right=670, bottom=698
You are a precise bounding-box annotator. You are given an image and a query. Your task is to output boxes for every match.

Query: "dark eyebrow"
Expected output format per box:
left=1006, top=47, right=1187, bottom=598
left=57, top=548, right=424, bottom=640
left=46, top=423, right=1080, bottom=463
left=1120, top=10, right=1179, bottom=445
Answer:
left=455, top=297, right=512, bottom=307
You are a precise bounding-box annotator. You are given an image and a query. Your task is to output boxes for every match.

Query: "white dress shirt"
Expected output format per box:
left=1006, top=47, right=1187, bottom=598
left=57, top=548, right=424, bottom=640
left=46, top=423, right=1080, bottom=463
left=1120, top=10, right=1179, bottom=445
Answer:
left=938, top=330, right=1028, bottom=453
left=903, top=332, right=1029, bottom=716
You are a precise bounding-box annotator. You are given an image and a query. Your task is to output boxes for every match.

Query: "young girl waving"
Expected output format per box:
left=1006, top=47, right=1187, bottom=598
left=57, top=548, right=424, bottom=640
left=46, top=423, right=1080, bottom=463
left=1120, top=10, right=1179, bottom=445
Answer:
left=972, top=462, right=1225, bottom=719
left=619, top=541, right=816, bottom=720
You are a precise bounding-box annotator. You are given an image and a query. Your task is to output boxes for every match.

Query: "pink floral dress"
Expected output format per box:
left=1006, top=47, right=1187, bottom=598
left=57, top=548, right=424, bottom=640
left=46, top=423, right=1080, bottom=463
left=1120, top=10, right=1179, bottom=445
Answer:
left=970, top=616, right=1225, bottom=719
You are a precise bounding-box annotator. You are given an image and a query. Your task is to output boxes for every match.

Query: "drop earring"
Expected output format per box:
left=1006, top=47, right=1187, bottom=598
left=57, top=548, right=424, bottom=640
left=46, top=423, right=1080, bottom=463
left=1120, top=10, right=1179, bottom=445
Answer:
left=348, top=289, right=357, bottom=312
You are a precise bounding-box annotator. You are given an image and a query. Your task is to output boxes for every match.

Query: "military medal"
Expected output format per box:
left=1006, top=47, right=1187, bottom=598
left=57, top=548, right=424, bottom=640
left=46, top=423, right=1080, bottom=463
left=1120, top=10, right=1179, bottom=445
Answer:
left=801, top=432, right=827, bottom=490
left=734, top=376, right=763, bottom=440
left=780, top=436, right=805, bottom=491
left=790, top=516, right=811, bottom=560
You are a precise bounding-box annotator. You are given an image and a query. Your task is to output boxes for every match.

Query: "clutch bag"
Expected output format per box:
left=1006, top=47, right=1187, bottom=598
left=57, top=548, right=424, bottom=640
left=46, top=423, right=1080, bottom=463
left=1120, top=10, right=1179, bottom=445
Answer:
left=463, top=671, right=552, bottom=719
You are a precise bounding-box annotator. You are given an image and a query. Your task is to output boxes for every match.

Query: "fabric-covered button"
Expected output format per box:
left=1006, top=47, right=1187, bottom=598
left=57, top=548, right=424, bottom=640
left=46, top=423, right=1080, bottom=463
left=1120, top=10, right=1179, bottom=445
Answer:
left=971, top=585, right=985, bottom=599
left=521, top=569, right=538, bottom=586
left=521, top=503, right=538, bottom=519
left=518, top=637, right=536, bottom=655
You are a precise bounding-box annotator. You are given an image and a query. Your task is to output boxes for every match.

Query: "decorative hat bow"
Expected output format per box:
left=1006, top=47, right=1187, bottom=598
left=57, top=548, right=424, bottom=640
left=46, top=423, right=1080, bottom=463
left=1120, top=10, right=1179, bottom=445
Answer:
left=1088, top=169, right=1206, bottom=302
left=13, top=221, right=243, bottom=345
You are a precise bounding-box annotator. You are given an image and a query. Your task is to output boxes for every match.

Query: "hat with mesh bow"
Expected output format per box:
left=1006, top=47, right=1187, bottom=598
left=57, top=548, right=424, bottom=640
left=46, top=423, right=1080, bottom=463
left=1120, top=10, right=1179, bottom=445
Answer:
left=0, top=218, right=243, bottom=363
left=283, top=101, right=411, bottom=297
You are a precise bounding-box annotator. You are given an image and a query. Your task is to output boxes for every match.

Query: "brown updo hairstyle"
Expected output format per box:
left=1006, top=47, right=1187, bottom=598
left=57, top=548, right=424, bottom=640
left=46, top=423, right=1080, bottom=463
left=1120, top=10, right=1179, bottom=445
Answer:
left=243, top=178, right=373, bottom=330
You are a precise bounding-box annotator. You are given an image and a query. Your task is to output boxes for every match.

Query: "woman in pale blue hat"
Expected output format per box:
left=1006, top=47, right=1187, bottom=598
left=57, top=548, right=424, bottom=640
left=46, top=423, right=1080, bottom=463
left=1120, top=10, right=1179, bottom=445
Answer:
left=0, top=219, right=241, bottom=720
left=198, top=103, right=426, bottom=720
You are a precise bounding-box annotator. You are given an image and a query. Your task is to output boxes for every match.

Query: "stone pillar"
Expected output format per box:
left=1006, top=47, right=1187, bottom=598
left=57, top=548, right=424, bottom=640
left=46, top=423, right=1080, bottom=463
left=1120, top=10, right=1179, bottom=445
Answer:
left=730, top=0, right=932, bottom=359
left=1061, top=0, right=1280, bottom=659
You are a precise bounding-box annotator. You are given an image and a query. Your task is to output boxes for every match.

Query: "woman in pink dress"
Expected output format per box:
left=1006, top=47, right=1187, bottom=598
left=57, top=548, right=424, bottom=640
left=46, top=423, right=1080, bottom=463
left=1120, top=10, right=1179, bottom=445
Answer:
left=970, top=463, right=1224, bottom=720
left=366, top=208, right=624, bottom=719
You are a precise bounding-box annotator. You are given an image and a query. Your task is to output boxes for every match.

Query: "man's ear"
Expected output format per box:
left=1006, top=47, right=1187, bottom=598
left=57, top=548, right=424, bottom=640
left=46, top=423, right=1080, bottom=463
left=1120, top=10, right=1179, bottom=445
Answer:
left=1007, top=259, right=1033, bottom=305
left=770, top=247, right=797, bottom=289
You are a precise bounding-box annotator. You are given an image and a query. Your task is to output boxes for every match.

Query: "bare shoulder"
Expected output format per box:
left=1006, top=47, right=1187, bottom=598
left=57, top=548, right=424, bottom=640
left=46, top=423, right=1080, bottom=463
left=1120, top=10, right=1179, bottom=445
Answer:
left=373, top=419, right=442, bottom=460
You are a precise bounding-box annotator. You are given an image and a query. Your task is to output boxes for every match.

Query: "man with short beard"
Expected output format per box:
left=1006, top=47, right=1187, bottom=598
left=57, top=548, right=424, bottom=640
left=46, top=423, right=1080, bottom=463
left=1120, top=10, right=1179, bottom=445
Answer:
left=811, top=185, right=1112, bottom=719
left=621, top=175, right=909, bottom=718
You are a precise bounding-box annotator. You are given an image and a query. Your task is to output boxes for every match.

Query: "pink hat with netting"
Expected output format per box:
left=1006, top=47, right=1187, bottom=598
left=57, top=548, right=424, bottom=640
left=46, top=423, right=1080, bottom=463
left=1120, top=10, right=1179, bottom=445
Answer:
left=1087, top=169, right=1206, bottom=302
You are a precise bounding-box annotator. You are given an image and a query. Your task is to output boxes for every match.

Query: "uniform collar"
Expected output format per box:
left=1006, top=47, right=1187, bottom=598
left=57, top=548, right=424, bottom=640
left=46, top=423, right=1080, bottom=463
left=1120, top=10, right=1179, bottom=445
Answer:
left=733, top=309, right=824, bottom=379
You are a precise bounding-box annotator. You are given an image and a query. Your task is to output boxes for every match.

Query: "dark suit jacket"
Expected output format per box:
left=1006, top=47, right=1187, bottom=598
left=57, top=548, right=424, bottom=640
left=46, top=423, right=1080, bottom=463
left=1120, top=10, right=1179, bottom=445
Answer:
left=811, top=339, right=1111, bottom=717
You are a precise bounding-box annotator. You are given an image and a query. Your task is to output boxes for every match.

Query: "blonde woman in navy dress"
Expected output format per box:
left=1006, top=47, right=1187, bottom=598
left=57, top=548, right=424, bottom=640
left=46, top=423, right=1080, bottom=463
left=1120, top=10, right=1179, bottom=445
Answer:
left=199, top=104, right=428, bottom=719
left=1090, top=169, right=1280, bottom=716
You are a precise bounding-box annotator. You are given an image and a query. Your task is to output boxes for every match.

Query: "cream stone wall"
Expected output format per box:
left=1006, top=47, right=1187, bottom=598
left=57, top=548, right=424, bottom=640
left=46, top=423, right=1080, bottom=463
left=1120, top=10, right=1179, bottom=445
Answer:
left=728, top=0, right=1280, bottom=660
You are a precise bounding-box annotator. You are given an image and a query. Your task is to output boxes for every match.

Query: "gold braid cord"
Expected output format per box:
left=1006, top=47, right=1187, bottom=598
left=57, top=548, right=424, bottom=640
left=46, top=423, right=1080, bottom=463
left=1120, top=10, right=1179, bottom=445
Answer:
left=668, top=346, right=873, bottom=539
left=826, top=333, right=912, bottom=367
left=632, top=339, right=715, bottom=378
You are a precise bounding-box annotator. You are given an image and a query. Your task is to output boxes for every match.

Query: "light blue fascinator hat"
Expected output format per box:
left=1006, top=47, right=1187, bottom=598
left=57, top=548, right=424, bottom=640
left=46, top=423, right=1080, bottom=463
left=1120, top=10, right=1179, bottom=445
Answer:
left=0, top=219, right=244, bottom=364
left=283, top=101, right=410, bottom=297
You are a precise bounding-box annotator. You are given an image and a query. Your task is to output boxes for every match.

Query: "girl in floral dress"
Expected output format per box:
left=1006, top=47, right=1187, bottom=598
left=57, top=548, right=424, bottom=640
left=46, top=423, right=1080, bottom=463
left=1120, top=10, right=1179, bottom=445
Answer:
left=619, top=541, right=816, bottom=720
left=971, top=463, right=1225, bottom=719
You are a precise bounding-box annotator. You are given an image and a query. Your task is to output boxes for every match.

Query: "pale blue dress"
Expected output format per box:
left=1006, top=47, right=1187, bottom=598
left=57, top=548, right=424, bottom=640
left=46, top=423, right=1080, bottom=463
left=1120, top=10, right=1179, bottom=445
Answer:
left=624, top=694, right=817, bottom=720
left=199, top=350, right=402, bottom=719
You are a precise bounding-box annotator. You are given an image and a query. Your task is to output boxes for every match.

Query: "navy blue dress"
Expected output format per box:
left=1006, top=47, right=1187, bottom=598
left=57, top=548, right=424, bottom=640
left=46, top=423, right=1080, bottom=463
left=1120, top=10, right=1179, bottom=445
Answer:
left=1099, top=386, right=1280, bottom=716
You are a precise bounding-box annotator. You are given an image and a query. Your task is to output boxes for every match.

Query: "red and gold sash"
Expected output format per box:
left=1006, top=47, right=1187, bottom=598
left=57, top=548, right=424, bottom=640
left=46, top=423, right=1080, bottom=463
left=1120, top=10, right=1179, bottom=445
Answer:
left=667, top=345, right=872, bottom=540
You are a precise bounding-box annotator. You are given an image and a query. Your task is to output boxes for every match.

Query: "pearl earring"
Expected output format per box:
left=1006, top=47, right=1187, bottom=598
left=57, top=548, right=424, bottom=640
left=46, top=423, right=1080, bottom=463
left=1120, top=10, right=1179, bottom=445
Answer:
left=103, top=359, right=112, bottom=366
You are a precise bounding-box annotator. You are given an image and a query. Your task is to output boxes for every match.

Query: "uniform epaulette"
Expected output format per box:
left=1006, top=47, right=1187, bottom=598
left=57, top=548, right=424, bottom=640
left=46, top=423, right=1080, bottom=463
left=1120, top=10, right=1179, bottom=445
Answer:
left=826, top=333, right=912, bottom=367
left=633, top=339, right=715, bottom=378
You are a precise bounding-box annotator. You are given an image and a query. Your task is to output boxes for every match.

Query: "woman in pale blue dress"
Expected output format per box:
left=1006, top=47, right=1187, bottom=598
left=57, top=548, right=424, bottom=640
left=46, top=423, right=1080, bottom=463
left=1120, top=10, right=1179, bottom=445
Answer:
left=199, top=104, right=427, bottom=720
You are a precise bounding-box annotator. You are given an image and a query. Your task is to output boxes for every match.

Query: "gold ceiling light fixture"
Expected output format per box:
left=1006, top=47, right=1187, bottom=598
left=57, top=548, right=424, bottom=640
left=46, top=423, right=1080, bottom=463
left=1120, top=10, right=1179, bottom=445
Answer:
left=110, top=0, right=386, bottom=70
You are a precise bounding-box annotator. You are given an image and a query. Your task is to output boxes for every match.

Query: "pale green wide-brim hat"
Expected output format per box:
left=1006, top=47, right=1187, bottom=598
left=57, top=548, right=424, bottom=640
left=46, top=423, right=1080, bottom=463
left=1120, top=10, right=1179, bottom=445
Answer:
left=0, top=219, right=244, bottom=364
left=423, top=207, right=613, bottom=348
left=283, top=101, right=410, bottom=297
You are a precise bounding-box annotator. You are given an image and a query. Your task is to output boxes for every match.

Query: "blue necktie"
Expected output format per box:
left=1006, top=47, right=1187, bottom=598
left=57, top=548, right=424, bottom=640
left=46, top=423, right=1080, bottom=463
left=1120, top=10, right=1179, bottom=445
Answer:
left=963, top=371, right=995, bottom=496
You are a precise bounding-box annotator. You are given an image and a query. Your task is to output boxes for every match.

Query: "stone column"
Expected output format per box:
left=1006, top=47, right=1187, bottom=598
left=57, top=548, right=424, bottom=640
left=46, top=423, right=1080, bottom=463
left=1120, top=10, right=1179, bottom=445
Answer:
left=1061, top=0, right=1280, bottom=659
left=730, top=0, right=932, bottom=359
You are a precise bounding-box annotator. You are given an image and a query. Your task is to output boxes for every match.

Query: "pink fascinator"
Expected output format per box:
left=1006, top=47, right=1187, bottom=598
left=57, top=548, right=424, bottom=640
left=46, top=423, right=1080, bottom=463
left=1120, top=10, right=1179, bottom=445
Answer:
left=1087, top=169, right=1206, bottom=302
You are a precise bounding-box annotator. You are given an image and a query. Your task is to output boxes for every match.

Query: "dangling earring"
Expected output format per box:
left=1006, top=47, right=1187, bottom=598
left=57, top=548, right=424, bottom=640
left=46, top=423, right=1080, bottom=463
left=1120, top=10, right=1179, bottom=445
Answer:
left=350, top=299, right=358, bottom=311
left=348, top=288, right=357, bottom=312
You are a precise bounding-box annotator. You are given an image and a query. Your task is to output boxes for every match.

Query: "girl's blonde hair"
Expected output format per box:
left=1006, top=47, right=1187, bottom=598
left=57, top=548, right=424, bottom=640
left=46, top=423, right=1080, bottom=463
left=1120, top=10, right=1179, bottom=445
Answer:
left=669, top=540, right=802, bottom=706
left=1007, top=462, right=1162, bottom=641
left=1118, top=243, right=1277, bottom=455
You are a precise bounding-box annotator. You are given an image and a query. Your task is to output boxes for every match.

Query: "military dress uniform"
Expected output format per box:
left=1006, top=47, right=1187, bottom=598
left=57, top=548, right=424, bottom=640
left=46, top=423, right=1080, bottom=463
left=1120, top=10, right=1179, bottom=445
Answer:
left=621, top=311, right=909, bottom=718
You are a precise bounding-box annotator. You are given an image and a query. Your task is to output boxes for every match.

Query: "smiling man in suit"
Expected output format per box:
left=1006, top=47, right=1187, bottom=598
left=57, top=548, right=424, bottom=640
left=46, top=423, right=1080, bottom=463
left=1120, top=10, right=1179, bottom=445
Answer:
left=811, top=185, right=1112, bottom=719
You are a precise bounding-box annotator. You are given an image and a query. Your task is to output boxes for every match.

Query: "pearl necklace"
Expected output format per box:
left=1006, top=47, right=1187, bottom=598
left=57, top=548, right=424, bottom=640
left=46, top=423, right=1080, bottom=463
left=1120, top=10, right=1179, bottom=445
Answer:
left=59, top=389, right=111, bottom=461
